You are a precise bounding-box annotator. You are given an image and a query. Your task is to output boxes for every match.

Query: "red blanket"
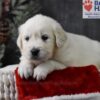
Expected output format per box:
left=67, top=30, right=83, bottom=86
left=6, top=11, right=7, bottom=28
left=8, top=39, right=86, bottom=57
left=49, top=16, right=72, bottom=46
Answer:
left=15, top=65, right=100, bottom=100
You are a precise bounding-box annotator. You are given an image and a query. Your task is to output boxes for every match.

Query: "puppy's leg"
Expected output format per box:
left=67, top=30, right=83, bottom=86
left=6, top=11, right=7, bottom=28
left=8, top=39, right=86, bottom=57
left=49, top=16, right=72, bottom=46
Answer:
left=18, top=57, right=34, bottom=79
left=34, top=60, right=66, bottom=81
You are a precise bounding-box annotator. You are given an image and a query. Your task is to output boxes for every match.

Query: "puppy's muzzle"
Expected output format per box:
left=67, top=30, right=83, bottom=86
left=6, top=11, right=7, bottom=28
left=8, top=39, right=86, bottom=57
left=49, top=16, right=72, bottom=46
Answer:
left=31, top=48, right=40, bottom=59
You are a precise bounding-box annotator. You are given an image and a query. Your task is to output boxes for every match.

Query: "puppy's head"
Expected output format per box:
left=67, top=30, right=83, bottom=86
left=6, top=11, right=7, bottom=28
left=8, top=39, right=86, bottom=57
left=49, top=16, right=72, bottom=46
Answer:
left=17, top=14, right=67, bottom=65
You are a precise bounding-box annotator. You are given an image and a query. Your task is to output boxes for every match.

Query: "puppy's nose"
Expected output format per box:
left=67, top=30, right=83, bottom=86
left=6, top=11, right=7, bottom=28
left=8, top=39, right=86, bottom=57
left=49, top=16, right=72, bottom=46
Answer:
left=31, top=48, right=40, bottom=56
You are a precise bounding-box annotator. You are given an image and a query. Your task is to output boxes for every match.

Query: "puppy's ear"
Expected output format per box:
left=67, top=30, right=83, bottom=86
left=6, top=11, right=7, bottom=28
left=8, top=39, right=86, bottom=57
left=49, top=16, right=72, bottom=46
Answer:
left=53, top=22, right=67, bottom=48
left=17, top=25, right=23, bottom=51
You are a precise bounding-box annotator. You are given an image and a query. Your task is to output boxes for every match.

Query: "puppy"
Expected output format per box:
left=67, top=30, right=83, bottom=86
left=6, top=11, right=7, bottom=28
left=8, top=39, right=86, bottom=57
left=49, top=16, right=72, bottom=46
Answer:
left=17, top=14, right=100, bottom=81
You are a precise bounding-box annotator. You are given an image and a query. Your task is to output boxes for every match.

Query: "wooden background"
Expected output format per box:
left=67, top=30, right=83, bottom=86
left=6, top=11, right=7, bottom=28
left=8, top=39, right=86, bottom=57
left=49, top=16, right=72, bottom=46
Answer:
left=2, top=0, right=100, bottom=66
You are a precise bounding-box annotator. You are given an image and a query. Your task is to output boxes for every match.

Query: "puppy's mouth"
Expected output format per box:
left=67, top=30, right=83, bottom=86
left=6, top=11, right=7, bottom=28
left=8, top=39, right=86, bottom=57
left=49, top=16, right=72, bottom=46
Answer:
left=31, top=53, right=49, bottom=62
left=31, top=55, right=48, bottom=61
left=31, top=56, right=42, bottom=60
left=31, top=55, right=49, bottom=65
left=30, top=50, right=51, bottom=64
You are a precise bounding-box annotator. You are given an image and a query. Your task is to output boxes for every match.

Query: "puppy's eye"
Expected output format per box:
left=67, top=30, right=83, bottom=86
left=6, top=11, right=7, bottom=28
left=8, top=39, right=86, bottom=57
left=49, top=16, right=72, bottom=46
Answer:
left=41, top=34, right=48, bottom=41
left=25, top=36, right=29, bottom=41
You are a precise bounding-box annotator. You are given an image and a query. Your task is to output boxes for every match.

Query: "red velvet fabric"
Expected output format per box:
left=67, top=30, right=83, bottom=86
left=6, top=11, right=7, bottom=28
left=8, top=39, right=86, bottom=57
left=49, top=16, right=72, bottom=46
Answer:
left=15, top=65, right=100, bottom=100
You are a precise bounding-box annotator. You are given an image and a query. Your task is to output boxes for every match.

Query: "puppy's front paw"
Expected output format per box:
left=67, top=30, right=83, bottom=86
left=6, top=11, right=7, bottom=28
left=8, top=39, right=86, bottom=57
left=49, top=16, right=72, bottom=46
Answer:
left=18, top=62, right=34, bottom=79
left=34, top=65, right=48, bottom=81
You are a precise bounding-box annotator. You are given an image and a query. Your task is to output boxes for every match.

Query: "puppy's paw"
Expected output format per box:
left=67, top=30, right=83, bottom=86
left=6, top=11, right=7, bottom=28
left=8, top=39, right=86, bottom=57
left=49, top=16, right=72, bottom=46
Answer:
left=18, top=62, right=34, bottom=79
left=34, top=65, right=48, bottom=81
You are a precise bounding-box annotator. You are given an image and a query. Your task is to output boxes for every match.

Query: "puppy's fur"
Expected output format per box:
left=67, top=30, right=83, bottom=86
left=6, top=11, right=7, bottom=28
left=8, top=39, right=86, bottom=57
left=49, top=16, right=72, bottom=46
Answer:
left=17, top=14, right=100, bottom=80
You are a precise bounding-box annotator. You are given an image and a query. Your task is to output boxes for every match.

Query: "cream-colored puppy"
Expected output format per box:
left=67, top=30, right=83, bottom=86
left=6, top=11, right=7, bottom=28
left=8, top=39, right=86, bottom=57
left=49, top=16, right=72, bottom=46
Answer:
left=17, top=14, right=100, bottom=81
